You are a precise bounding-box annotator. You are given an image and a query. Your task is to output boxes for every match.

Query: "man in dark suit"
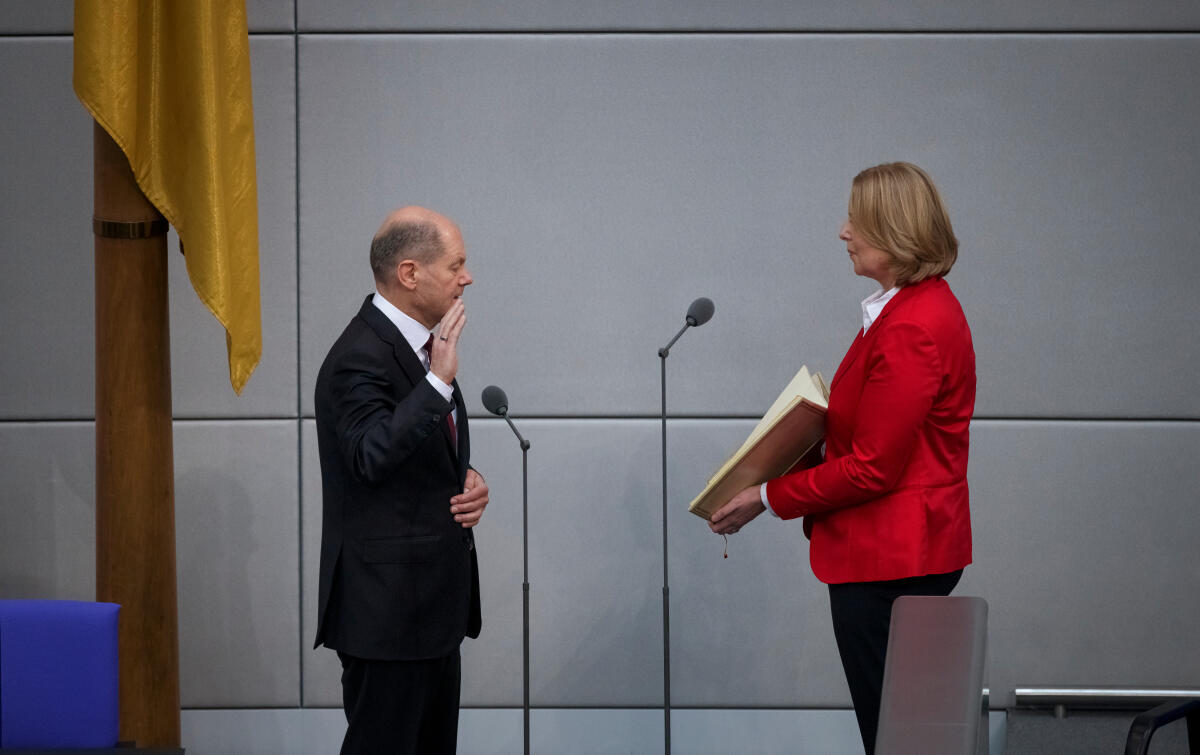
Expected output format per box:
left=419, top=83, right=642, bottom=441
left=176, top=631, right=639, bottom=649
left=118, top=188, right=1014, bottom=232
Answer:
left=314, top=206, right=489, bottom=754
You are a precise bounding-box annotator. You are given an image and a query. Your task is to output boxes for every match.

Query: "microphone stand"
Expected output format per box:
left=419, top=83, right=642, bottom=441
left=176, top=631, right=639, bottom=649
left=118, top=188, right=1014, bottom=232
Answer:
left=507, top=416, right=532, bottom=755
left=657, top=322, right=691, bottom=755
left=485, top=388, right=531, bottom=755
left=654, top=297, right=712, bottom=755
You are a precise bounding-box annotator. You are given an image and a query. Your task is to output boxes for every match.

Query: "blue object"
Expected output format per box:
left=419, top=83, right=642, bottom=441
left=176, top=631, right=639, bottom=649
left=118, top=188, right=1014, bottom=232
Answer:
left=0, top=599, right=120, bottom=749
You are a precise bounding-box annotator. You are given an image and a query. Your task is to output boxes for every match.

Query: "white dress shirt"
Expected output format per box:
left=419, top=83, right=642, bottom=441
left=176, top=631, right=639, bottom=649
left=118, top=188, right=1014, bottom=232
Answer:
left=372, top=293, right=457, bottom=423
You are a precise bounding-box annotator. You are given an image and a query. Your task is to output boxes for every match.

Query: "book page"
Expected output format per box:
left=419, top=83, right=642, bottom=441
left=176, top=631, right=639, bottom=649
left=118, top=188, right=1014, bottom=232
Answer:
left=701, top=365, right=827, bottom=489
left=689, top=397, right=826, bottom=520
left=738, top=366, right=827, bottom=457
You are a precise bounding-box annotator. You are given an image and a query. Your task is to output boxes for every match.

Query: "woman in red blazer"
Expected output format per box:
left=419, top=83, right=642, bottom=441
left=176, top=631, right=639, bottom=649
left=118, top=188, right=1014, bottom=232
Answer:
left=710, top=162, right=976, bottom=755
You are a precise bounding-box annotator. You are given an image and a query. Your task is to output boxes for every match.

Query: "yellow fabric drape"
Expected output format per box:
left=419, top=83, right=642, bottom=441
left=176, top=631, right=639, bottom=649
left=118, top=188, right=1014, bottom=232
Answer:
left=74, top=0, right=262, bottom=394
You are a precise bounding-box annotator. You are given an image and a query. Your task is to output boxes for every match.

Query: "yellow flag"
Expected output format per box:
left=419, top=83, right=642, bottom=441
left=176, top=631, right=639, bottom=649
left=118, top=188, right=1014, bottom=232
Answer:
left=74, top=0, right=262, bottom=394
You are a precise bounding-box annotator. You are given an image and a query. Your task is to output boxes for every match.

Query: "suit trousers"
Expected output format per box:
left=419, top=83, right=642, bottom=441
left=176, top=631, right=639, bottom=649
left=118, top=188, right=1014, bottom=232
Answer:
left=828, top=569, right=963, bottom=755
left=338, top=649, right=462, bottom=755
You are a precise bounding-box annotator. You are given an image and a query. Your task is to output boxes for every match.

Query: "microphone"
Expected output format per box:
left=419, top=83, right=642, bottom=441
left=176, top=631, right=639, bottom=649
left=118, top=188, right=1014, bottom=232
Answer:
left=482, top=384, right=529, bottom=450
left=481, top=384, right=509, bottom=417
left=686, top=296, right=715, bottom=327
left=660, top=296, right=716, bottom=357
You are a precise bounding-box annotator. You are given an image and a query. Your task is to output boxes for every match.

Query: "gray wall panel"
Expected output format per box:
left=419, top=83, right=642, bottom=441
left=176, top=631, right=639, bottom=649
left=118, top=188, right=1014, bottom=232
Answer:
left=0, top=423, right=95, bottom=600
left=672, top=709, right=877, bottom=755
left=963, top=420, right=1200, bottom=707
left=669, top=420, right=849, bottom=707
left=460, top=420, right=527, bottom=705
left=298, top=35, right=1200, bottom=420
left=301, top=418, right=526, bottom=707
left=0, top=1, right=70, bottom=33
left=174, top=421, right=301, bottom=708
left=182, top=709, right=349, bottom=755
left=0, top=38, right=95, bottom=419
left=0, top=1, right=296, bottom=35
left=249, top=0, right=298, bottom=33
left=181, top=709, right=527, bottom=754
left=531, top=709, right=663, bottom=753
left=299, top=419, right=338, bottom=705
left=524, top=420, right=663, bottom=705
left=0, top=37, right=298, bottom=419
left=297, top=1, right=1200, bottom=32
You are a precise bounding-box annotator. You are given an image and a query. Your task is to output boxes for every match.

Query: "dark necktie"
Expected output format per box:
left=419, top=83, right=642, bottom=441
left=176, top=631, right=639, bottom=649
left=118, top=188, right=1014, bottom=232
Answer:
left=422, top=335, right=458, bottom=449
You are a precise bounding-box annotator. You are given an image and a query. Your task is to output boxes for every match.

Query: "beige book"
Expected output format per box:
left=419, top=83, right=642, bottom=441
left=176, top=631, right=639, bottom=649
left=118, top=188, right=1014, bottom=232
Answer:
left=688, top=366, right=829, bottom=521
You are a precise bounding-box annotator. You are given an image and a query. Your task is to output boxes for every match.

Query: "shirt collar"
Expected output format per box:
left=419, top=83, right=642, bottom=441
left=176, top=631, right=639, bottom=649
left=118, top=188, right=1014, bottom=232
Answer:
left=372, top=292, right=433, bottom=355
left=861, top=285, right=901, bottom=333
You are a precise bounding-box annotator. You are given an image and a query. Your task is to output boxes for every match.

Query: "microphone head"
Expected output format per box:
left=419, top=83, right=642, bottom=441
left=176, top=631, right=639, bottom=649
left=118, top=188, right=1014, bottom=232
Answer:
left=481, top=385, right=509, bottom=416
left=685, top=297, right=715, bottom=327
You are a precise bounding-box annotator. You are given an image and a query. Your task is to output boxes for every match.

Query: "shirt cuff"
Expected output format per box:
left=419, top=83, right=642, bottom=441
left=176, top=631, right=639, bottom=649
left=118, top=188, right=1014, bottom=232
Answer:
left=761, top=482, right=779, bottom=518
left=425, top=372, right=454, bottom=402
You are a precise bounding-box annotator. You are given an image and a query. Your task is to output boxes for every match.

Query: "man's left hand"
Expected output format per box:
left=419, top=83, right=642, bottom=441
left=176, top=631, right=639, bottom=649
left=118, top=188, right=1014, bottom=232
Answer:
left=709, top=485, right=766, bottom=535
left=451, top=468, right=489, bottom=528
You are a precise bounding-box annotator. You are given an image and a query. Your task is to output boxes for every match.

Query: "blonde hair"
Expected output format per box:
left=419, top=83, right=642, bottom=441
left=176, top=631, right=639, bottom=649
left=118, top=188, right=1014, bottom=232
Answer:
left=849, top=162, right=958, bottom=285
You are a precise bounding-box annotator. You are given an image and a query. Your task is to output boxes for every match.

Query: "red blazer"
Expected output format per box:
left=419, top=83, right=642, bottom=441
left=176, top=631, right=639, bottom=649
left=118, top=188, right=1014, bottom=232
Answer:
left=766, top=276, right=976, bottom=584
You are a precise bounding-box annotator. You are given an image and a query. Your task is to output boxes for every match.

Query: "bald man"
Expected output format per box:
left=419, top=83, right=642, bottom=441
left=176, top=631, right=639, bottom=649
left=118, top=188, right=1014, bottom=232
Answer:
left=314, top=207, right=489, bottom=754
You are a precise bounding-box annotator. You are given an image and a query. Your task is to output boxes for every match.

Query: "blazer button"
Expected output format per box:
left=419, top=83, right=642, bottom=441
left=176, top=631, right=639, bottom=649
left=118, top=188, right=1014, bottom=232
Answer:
left=463, top=535, right=474, bottom=551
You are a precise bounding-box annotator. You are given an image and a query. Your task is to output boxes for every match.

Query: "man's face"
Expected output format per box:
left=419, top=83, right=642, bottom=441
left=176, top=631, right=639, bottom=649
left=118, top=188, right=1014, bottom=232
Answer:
left=412, top=226, right=473, bottom=326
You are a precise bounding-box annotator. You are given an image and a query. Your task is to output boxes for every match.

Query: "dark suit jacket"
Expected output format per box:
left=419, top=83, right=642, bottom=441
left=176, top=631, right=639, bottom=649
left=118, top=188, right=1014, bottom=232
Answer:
left=766, top=276, right=976, bottom=584
left=313, top=295, right=481, bottom=660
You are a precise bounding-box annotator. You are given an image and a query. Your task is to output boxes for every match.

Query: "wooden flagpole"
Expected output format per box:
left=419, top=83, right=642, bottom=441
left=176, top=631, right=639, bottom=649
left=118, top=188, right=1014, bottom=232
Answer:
left=92, top=121, right=182, bottom=748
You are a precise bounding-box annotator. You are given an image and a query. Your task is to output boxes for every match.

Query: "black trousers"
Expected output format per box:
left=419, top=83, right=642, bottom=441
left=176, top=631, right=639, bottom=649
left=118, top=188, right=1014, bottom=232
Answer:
left=828, top=569, right=963, bottom=755
left=337, top=649, right=462, bottom=755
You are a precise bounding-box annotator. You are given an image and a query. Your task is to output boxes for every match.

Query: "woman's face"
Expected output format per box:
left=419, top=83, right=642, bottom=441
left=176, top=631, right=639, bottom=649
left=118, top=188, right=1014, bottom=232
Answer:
left=839, top=219, right=896, bottom=289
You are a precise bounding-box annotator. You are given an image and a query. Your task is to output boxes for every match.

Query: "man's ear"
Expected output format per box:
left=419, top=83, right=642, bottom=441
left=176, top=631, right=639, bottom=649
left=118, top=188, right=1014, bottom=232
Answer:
left=395, top=259, right=418, bottom=290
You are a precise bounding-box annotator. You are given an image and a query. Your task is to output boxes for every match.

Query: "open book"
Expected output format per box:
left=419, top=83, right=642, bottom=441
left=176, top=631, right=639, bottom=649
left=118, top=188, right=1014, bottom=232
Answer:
left=687, top=366, right=830, bottom=521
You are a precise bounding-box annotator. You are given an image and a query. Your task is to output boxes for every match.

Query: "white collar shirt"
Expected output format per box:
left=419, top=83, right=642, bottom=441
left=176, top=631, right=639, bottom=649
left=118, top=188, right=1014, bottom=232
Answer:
left=861, top=285, right=901, bottom=334
left=371, top=292, right=455, bottom=404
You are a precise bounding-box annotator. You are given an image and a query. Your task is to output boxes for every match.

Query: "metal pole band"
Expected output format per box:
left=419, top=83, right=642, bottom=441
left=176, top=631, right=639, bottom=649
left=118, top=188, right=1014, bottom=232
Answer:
left=93, top=217, right=169, bottom=239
